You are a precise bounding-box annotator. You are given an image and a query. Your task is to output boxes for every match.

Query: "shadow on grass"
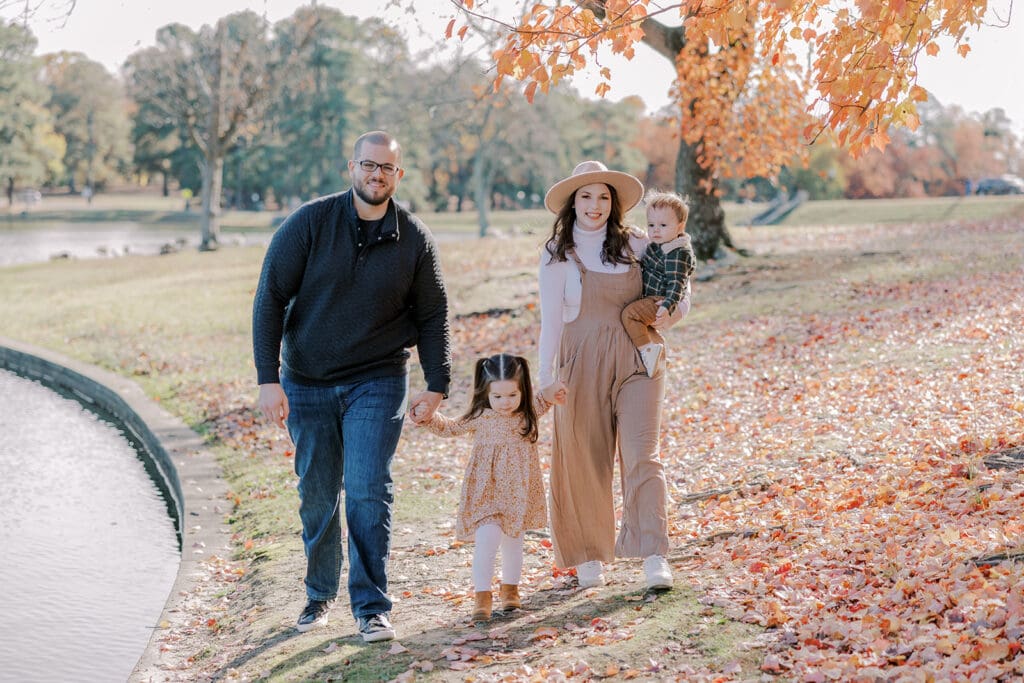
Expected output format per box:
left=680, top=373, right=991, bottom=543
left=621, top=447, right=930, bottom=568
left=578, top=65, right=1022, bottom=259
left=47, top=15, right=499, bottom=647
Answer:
left=211, top=583, right=654, bottom=680
left=226, top=580, right=757, bottom=681
left=209, top=624, right=307, bottom=681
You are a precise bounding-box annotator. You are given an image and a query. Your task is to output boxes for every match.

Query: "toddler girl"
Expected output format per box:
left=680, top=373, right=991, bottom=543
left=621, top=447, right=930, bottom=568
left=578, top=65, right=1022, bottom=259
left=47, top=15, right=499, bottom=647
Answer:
left=415, top=353, right=550, bottom=622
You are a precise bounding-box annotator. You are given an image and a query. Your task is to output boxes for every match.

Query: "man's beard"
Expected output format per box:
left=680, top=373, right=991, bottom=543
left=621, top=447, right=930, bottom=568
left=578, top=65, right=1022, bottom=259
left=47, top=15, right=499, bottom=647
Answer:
left=354, top=181, right=391, bottom=206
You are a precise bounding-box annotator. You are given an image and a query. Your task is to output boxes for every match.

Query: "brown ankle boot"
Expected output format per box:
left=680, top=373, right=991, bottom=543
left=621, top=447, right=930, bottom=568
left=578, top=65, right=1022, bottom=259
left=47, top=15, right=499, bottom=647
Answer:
left=499, top=584, right=522, bottom=611
left=472, top=591, right=492, bottom=622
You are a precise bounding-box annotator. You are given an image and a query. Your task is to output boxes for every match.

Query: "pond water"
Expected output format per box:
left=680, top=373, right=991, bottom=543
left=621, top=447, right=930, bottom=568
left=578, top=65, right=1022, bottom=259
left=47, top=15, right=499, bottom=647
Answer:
left=0, top=369, right=180, bottom=682
left=0, top=220, right=471, bottom=268
left=0, top=221, right=272, bottom=267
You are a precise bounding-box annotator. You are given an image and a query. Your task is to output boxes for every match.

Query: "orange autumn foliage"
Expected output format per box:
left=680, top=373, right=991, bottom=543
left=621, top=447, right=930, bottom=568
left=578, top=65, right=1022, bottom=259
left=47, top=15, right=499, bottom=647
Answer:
left=451, top=0, right=998, bottom=180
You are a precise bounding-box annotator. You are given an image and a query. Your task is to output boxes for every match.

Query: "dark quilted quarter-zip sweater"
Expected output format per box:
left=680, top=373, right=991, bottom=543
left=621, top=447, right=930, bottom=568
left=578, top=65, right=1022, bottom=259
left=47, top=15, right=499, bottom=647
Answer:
left=252, top=188, right=451, bottom=396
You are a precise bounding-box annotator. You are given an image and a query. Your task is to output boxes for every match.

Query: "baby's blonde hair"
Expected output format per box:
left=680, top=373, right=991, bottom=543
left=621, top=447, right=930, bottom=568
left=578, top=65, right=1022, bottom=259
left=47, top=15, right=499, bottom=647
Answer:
left=645, top=191, right=690, bottom=228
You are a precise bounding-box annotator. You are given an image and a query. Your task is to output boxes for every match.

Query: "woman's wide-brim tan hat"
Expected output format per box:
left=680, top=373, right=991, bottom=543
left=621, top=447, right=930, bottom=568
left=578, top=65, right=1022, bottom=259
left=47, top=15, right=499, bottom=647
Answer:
left=544, top=160, right=644, bottom=213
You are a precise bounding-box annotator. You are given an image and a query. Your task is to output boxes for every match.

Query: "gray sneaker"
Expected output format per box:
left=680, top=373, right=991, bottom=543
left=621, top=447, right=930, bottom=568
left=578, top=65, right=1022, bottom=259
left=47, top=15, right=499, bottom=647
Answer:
left=357, top=613, right=396, bottom=642
left=296, top=599, right=331, bottom=632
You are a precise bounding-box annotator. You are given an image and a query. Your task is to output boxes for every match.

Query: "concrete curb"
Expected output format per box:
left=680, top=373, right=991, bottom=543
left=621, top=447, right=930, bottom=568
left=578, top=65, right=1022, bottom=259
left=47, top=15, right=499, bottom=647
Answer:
left=0, top=337, right=231, bottom=680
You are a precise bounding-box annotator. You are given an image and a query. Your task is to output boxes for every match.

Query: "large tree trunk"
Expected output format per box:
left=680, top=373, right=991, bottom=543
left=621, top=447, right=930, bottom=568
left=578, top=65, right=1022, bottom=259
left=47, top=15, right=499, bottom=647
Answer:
left=471, top=151, right=490, bottom=237
left=199, top=151, right=224, bottom=251
left=199, top=23, right=227, bottom=252
left=675, top=138, right=730, bottom=261
left=586, top=0, right=742, bottom=260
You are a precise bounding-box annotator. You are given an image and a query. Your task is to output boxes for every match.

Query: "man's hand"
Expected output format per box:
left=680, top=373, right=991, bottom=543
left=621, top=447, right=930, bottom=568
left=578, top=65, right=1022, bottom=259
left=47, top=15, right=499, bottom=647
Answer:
left=409, top=390, right=444, bottom=424
left=541, top=380, right=568, bottom=406
left=258, top=383, right=289, bottom=429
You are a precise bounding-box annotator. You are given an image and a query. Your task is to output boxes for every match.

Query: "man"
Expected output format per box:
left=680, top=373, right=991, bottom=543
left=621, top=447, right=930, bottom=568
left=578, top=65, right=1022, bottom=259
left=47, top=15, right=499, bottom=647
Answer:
left=252, top=130, right=450, bottom=642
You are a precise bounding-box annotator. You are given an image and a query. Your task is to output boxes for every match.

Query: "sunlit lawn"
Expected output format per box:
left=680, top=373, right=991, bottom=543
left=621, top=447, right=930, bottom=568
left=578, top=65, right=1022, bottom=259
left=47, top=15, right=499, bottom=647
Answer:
left=8, top=189, right=1023, bottom=237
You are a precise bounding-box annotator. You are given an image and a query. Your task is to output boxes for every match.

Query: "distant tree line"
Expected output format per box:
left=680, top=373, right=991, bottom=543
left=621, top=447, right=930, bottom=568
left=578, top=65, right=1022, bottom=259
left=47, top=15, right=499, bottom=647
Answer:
left=2, top=8, right=1021, bottom=242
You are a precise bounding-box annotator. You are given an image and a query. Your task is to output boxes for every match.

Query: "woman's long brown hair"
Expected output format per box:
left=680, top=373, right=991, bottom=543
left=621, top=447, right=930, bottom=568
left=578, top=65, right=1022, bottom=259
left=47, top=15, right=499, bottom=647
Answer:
left=462, top=353, right=539, bottom=443
left=543, top=183, right=636, bottom=266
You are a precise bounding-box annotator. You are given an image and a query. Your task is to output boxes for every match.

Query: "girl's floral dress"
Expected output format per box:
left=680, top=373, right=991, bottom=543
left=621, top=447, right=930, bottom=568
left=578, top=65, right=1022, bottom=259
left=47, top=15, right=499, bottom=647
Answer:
left=425, top=396, right=550, bottom=540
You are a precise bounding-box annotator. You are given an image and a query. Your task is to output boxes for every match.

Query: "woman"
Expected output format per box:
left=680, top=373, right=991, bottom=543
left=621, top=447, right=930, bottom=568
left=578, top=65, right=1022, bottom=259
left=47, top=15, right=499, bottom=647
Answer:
left=537, top=161, right=689, bottom=590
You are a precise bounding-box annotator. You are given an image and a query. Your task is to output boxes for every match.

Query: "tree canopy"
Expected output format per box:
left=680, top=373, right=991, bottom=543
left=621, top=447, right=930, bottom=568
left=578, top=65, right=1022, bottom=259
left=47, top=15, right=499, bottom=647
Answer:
left=0, top=20, right=63, bottom=204
left=455, top=0, right=1004, bottom=172
left=448, top=0, right=1008, bottom=257
left=43, top=51, right=131, bottom=192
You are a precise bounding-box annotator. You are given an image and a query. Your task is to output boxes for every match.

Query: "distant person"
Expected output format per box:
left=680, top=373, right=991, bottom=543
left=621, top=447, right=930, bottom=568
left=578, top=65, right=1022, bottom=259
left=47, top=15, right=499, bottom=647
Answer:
left=411, top=353, right=550, bottom=622
left=620, top=191, right=696, bottom=376
left=537, top=161, right=689, bottom=592
left=252, top=130, right=452, bottom=642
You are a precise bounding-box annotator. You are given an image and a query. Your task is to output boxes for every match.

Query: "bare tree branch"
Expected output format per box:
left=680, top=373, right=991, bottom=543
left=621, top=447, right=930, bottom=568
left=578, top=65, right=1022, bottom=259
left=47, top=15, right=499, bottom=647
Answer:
left=0, top=0, right=76, bottom=25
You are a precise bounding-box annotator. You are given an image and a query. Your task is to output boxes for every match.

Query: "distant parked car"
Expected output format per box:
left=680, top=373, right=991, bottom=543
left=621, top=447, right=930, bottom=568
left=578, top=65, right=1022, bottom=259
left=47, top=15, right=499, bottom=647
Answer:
left=975, top=174, right=1024, bottom=195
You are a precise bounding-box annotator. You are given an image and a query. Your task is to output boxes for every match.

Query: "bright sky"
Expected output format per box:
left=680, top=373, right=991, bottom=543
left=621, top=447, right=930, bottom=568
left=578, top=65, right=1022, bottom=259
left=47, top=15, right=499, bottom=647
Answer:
left=8, top=0, right=1024, bottom=133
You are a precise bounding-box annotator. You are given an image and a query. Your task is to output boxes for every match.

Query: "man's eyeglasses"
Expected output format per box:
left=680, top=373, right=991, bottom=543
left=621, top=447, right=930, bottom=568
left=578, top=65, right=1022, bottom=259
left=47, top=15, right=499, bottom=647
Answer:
left=356, top=160, right=400, bottom=176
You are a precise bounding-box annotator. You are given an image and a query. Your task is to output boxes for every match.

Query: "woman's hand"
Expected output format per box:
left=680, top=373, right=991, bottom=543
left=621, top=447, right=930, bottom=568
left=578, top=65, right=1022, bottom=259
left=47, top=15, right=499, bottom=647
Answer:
left=542, top=380, right=568, bottom=405
left=651, top=299, right=685, bottom=331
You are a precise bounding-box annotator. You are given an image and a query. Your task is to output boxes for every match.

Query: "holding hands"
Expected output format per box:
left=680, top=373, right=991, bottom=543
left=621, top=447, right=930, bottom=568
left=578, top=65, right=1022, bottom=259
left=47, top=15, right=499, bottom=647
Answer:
left=541, top=380, right=568, bottom=406
left=409, top=390, right=444, bottom=424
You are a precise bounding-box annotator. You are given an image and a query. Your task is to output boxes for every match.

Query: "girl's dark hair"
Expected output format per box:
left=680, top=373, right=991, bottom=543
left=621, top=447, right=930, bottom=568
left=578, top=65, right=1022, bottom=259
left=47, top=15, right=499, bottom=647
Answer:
left=544, top=183, right=635, bottom=266
left=462, top=353, right=539, bottom=443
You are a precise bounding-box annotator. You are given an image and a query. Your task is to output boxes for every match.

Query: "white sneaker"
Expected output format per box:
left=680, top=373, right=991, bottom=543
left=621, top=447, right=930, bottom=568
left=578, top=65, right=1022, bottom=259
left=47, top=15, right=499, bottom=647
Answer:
left=576, top=560, right=605, bottom=588
left=643, top=555, right=673, bottom=590
left=638, top=343, right=663, bottom=378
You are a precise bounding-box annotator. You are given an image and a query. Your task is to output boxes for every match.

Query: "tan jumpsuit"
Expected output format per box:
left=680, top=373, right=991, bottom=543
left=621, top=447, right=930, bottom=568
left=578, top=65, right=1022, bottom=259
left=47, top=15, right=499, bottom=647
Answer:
left=548, top=250, right=669, bottom=568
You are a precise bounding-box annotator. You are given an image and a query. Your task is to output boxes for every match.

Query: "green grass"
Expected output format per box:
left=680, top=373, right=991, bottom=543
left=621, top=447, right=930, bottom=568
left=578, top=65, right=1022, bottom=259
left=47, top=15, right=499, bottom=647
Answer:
left=527, top=585, right=763, bottom=676
left=8, top=192, right=1022, bottom=240
left=417, top=196, right=1024, bottom=233
left=0, top=248, right=260, bottom=412
left=394, top=470, right=461, bottom=523
left=769, top=194, right=1024, bottom=226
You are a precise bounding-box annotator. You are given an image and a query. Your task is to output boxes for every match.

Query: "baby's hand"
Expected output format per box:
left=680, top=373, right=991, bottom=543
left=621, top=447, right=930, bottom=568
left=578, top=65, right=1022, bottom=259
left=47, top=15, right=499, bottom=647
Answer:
left=409, top=403, right=427, bottom=423
left=655, top=305, right=668, bottom=320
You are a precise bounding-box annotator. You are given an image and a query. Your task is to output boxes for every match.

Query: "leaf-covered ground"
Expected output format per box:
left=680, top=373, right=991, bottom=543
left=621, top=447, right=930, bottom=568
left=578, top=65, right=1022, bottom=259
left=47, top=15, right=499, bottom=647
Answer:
left=663, top=218, right=1024, bottom=680
left=138, top=214, right=1023, bottom=681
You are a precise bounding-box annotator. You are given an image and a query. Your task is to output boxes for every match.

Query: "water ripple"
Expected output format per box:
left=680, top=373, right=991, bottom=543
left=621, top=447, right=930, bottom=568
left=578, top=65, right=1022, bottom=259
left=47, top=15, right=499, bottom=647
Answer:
left=0, top=370, right=179, bottom=682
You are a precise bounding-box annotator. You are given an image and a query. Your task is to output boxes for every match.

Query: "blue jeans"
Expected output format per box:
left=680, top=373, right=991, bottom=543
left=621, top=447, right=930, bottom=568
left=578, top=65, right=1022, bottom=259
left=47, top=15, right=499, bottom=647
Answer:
left=282, top=374, right=408, bottom=618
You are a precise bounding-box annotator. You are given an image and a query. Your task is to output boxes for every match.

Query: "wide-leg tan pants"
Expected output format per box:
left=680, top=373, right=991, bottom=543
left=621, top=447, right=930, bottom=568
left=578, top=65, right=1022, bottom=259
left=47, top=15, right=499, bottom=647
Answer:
left=548, top=254, right=669, bottom=568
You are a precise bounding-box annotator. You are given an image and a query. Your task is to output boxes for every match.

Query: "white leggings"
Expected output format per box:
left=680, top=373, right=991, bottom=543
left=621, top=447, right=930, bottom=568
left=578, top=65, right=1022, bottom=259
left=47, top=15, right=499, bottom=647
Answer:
left=472, top=523, right=524, bottom=592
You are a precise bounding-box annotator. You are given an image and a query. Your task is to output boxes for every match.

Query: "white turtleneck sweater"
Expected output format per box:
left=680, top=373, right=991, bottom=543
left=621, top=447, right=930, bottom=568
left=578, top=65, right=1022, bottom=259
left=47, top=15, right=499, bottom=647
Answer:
left=536, top=224, right=691, bottom=387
